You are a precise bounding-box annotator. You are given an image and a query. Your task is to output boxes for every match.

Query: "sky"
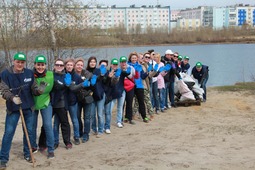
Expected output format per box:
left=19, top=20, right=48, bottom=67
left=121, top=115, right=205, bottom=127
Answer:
left=81, top=0, right=255, bottom=10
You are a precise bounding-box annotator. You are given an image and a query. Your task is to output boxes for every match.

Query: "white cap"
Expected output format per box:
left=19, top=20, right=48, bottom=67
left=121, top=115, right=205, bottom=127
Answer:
left=165, top=49, right=174, bottom=55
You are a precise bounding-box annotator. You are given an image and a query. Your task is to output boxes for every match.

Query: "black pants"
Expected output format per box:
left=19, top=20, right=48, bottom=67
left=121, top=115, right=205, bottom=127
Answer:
left=134, top=88, right=146, bottom=119
left=39, top=107, right=71, bottom=147
left=125, top=88, right=134, bottom=121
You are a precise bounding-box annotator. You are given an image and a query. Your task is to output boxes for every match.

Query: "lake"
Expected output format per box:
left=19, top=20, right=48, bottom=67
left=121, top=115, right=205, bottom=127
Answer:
left=86, top=43, right=255, bottom=87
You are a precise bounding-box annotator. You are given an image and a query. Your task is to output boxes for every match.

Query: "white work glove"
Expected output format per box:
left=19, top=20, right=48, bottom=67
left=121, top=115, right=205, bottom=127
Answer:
left=12, top=96, right=22, bottom=105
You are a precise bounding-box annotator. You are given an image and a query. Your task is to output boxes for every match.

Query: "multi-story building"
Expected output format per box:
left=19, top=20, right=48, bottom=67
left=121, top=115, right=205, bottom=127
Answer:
left=236, top=4, right=255, bottom=27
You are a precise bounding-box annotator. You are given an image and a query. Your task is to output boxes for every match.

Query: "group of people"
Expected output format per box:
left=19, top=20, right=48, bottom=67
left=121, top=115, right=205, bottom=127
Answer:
left=0, top=49, right=209, bottom=169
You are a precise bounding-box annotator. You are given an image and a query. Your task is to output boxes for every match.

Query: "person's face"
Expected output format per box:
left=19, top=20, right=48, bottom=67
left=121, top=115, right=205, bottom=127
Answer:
left=130, top=55, right=138, bottom=64
left=138, top=54, right=144, bottom=63
left=183, top=59, right=189, bottom=65
left=13, top=60, right=26, bottom=73
left=173, top=54, right=178, bottom=61
left=143, top=54, right=151, bottom=63
left=153, top=56, right=160, bottom=63
left=34, top=62, right=46, bottom=74
left=75, top=61, right=84, bottom=73
left=100, top=62, right=108, bottom=67
left=65, top=61, right=74, bottom=72
left=111, top=64, right=118, bottom=70
left=89, top=59, right=97, bottom=68
left=196, top=67, right=202, bottom=72
left=120, top=61, right=127, bottom=69
left=165, top=54, right=172, bottom=59
left=54, top=61, right=65, bottom=72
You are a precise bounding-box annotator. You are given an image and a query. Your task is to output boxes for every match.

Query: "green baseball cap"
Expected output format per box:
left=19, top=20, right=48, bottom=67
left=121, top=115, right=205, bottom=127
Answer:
left=14, top=52, right=26, bottom=61
left=178, top=55, right=183, bottom=60
left=183, top=56, right=189, bottom=60
left=196, top=62, right=202, bottom=68
left=119, top=56, right=127, bottom=63
left=35, top=55, right=47, bottom=63
left=111, top=58, right=118, bottom=65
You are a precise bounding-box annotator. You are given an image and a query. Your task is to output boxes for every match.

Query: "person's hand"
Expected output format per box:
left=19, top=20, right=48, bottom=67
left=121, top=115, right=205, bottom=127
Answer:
left=12, top=96, right=22, bottom=105
left=100, top=65, right=107, bottom=76
left=134, top=64, right=142, bottom=72
left=64, top=73, right=72, bottom=86
left=164, top=64, right=171, bottom=71
left=115, top=68, right=121, bottom=77
left=153, top=64, right=159, bottom=71
left=90, top=75, right=97, bottom=86
left=158, top=66, right=165, bottom=73
left=82, top=79, right=90, bottom=87
left=147, top=64, right=152, bottom=72
left=38, top=81, right=48, bottom=94
left=126, top=67, right=131, bottom=74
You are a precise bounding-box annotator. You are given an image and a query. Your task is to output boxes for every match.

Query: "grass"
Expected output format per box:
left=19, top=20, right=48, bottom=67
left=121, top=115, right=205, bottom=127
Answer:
left=212, top=82, right=255, bottom=94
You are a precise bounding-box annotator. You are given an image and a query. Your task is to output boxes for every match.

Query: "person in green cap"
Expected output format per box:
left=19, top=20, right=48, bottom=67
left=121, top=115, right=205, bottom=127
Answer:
left=30, top=54, right=56, bottom=159
left=191, top=62, right=209, bottom=102
left=181, top=56, right=190, bottom=74
left=0, top=52, right=36, bottom=168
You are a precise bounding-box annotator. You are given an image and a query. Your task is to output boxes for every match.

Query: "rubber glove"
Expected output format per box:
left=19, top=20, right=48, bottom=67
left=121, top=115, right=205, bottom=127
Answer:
left=158, top=66, right=165, bottom=73
left=90, top=75, right=97, bottom=86
left=100, top=65, right=107, bottom=76
left=153, top=64, right=159, bottom=71
left=115, top=68, right=121, bottom=77
left=164, top=64, right=172, bottom=71
left=147, top=64, right=153, bottom=72
left=126, top=67, right=131, bottom=74
left=82, top=79, right=90, bottom=87
left=64, top=73, right=72, bottom=86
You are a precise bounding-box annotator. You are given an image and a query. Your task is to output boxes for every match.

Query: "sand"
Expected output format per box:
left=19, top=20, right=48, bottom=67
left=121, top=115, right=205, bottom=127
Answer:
left=1, top=88, right=255, bottom=170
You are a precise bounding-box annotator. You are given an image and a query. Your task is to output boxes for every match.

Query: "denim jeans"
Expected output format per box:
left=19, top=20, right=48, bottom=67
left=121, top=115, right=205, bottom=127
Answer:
left=82, top=103, right=92, bottom=141
left=201, top=74, right=209, bottom=100
left=164, top=82, right=170, bottom=107
left=0, top=109, right=33, bottom=162
left=150, top=81, right=159, bottom=110
left=32, top=105, right=54, bottom=153
left=91, top=93, right=105, bottom=134
left=111, top=91, right=126, bottom=124
left=158, top=88, right=166, bottom=109
left=68, top=103, right=80, bottom=139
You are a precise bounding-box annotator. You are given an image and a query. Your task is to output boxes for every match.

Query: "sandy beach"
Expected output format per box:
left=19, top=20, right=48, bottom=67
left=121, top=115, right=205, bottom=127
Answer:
left=1, top=88, right=255, bottom=170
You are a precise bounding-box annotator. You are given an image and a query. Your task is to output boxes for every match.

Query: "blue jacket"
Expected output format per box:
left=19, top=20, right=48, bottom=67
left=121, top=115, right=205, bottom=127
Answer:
left=1, top=67, right=34, bottom=112
left=191, top=65, right=209, bottom=84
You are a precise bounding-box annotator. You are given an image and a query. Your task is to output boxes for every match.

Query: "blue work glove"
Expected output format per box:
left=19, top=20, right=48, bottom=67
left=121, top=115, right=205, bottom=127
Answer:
left=82, top=79, right=90, bottom=87
left=115, top=68, right=121, bottom=77
left=64, top=73, right=72, bottom=86
left=126, top=66, right=131, bottom=74
left=164, top=64, right=172, bottom=71
left=153, top=64, right=159, bottom=71
left=147, top=64, right=153, bottom=72
left=90, top=75, right=97, bottom=86
left=100, top=65, right=107, bottom=76
left=134, top=64, right=142, bottom=72
left=158, top=66, right=165, bottom=73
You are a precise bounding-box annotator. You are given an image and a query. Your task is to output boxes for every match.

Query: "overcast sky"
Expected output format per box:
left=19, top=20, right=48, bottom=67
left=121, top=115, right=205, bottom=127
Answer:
left=81, top=0, right=255, bottom=10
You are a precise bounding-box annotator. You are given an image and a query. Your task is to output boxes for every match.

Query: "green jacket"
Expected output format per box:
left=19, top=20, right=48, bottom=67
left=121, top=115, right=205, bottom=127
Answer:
left=34, top=71, right=54, bottom=110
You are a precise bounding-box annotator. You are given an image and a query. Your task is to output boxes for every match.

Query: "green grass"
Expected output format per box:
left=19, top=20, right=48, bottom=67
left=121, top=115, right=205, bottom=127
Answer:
left=212, top=82, right=255, bottom=93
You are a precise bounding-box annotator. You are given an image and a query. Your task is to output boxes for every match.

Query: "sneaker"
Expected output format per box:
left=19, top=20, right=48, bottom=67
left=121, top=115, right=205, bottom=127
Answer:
left=32, top=147, right=38, bottom=154
left=171, top=104, right=177, bottom=108
left=105, top=129, right=111, bottom=134
left=96, top=133, right=103, bottom=138
left=82, top=134, right=89, bottom=143
left=91, top=131, right=98, bottom=135
left=117, top=122, right=123, bottom=128
left=24, top=156, right=34, bottom=163
left=143, top=117, right=149, bottom=123
left=74, top=138, right=80, bottom=145
left=0, top=161, right=7, bottom=169
left=123, top=118, right=129, bottom=123
left=155, top=110, right=160, bottom=115
left=54, top=144, right=59, bottom=149
left=39, top=146, right=47, bottom=152
left=47, top=152, right=55, bottom=159
left=160, top=109, right=164, bottom=113
left=129, top=120, right=136, bottom=125
left=66, top=143, right=72, bottom=150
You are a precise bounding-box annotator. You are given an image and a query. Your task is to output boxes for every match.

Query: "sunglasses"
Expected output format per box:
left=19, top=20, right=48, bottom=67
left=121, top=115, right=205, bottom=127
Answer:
left=144, top=56, right=151, bottom=59
left=173, top=55, right=178, bottom=58
left=55, top=64, right=64, bottom=67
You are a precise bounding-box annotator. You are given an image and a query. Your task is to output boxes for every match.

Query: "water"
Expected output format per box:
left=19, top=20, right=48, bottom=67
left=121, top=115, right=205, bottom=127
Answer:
left=85, top=43, right=255, bottom=87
